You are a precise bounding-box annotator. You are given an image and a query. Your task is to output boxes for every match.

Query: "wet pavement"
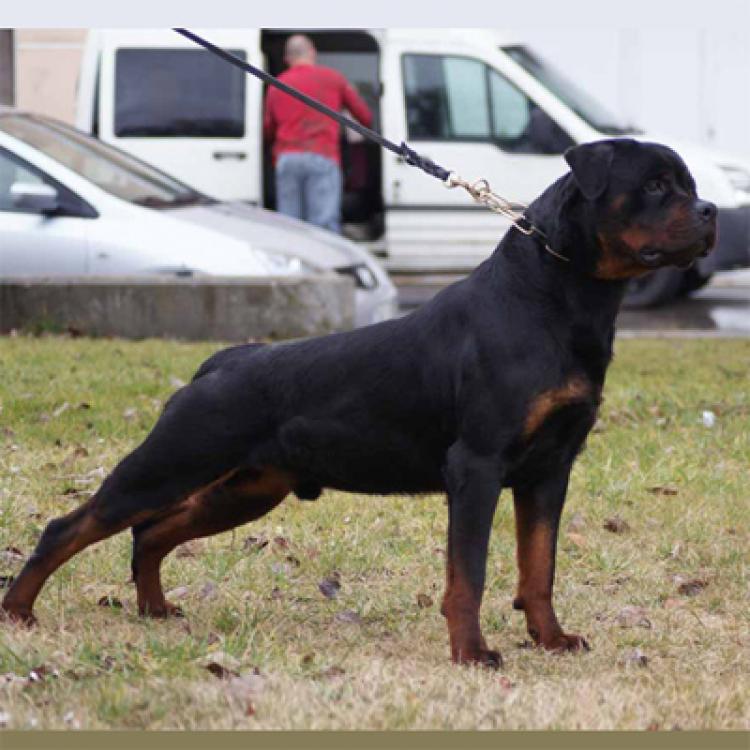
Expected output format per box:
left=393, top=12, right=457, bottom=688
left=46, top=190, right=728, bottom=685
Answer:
left=395, top=270, right=750, bottom=337
left=617, top=271, right=750, bottom=337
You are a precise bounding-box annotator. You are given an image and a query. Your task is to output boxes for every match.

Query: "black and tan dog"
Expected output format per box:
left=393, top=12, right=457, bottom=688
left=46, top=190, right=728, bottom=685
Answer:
left=2, top=139, right=716, bottom=667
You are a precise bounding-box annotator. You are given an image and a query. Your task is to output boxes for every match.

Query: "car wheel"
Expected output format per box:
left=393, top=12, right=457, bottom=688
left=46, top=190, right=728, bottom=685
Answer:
left=622, top=268, right=685, bottom=309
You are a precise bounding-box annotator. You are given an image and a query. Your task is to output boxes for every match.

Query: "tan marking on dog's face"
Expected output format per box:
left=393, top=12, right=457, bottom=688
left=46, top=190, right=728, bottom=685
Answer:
left=594, top=193, right=713, bottom=280
left=523, top=377, right=592, bottom=439
left=594, top=232, right=652, bottom=280
left=609, top=193, right=627, bottom=213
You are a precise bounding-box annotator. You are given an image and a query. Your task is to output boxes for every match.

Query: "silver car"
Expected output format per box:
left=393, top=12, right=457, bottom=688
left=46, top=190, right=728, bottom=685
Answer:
left=0, top=109, right=397, bottom=327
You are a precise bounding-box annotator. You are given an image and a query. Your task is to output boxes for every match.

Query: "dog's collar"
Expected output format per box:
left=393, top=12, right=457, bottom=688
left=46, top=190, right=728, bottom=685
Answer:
left=513, top=216, right=570, bottom=263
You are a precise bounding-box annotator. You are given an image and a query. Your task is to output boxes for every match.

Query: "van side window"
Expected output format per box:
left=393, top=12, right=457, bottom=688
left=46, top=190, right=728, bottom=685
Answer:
left=403, top=55, right=489, bottom=139
left=489, top=69, right=573, bottom=154
left=489, top=70, right=530, bottom=141
left=114, top=49, right=247, bottom=138
left=403, top=53, right=573, bottom=154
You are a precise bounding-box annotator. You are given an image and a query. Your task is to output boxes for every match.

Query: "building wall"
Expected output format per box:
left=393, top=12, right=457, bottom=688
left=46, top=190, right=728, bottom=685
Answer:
left=14, top=29, right=86, bottom=123
left=0, top=30, right=14, bottom=105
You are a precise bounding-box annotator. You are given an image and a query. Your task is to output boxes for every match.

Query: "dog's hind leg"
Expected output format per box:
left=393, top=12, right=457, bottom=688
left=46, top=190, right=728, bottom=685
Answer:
left=0, top=495, right=135, bottom=626
left=132, top=468, right=290, bottom=618
left=0, top=454, right=240, bottom=626
left=1, top=380, right=254, bottom=625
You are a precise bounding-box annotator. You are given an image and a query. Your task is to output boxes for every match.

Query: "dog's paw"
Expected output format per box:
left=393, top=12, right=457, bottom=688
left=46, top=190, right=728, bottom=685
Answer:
left=0, top=604, right=38, bottom=628
left=138, top=601, right=185, bottom=619
left=543, top=633, right=590, bottom=653
left=454, top=648, right=504, bottom=670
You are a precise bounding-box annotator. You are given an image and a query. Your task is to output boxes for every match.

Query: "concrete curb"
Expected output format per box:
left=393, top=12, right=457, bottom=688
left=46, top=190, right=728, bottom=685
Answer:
left=0, top=275, right=356, bottom=341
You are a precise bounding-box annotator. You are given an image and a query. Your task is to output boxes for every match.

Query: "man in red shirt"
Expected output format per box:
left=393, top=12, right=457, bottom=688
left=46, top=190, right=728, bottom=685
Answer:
left=264, top=35, right=373, bottom=234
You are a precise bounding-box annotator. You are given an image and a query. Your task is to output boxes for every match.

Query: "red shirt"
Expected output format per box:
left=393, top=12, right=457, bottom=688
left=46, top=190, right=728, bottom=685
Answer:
left=263, top=63, right=373, bottom=166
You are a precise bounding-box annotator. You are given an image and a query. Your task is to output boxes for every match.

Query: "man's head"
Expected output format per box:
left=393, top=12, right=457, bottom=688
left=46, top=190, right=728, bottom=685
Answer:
left=562, top=139, right=717, bottom=280
left=284, top=35, right=317, bottom=67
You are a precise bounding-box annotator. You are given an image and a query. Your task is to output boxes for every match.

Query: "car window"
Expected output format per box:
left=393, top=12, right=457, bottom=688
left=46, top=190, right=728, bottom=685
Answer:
left=0, top=148, right=45, bottom=212
left=0, top=115, right=205, bottom=207
left=115, top=49, right=247, bottom=138
left=403, top=53, right=573, bottom=154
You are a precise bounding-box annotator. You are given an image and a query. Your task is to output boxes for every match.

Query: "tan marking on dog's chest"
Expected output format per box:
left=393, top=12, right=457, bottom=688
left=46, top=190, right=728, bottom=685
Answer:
left=523, top=376, right=592, bottom=439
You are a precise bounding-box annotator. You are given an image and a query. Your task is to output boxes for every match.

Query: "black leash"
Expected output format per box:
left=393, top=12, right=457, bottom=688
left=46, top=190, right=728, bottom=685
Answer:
left=173, top=28, right=567, bottom=261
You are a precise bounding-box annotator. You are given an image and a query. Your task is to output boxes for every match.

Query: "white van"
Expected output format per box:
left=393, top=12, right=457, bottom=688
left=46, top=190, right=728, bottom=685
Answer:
left=77, top=28, right=750, bottom=307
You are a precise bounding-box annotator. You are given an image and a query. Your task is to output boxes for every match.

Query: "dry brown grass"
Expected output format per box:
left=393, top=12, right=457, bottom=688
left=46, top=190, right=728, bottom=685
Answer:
left=0, top=336, right=748, bottom=730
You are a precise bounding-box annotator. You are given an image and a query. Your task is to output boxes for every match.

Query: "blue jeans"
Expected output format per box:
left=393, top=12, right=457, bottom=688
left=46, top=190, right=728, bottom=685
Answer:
left=275, top=152, right=342, bottom=234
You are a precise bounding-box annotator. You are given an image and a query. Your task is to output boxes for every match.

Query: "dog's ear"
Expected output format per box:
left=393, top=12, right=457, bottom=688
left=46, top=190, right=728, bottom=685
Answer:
left=564, top=141, right=615, bottom=200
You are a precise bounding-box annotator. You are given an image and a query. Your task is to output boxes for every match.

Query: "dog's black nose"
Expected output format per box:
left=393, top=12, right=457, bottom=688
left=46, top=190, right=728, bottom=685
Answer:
left=697, top=200, right=717, bottom=222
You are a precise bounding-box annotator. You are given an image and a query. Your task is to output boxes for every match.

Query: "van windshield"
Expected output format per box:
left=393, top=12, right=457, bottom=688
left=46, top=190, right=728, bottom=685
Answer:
left=0, top=114, right=211, bottom=208
left=502, top=45, right=642, bottom=136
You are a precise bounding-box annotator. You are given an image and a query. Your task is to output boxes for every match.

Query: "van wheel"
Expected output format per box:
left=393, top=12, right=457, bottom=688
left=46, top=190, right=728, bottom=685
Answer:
left=622, top=268, right=684, bottom=309
left=678, top=268, right=712, bottom=297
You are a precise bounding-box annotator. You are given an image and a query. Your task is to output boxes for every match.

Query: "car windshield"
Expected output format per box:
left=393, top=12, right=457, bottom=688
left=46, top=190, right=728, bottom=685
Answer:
left=0, top=114, right=210, bottom=207
left=502, top=45, right=642, bottom=136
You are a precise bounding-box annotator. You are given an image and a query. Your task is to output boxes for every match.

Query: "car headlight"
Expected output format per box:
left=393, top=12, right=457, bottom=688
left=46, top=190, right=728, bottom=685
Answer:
left=335, top=263, right=379, bottom=290
left=719, top=164, right=750, bottom=204
left=261, top=251, right=317, bottom=275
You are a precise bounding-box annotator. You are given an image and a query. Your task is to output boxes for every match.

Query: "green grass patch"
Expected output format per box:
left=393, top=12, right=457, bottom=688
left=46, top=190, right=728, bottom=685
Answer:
left=0, top=335, right=748, bottom=730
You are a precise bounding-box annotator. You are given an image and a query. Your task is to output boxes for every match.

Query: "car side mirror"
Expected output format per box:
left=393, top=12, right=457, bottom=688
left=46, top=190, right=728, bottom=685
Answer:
left=10, top=182, right=59, bottom=214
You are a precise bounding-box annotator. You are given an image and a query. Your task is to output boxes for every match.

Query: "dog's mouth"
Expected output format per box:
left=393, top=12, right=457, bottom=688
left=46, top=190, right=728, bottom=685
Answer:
left=639, top=236, right=715, bottom=270
left=638, top=247, right=666, bottom=267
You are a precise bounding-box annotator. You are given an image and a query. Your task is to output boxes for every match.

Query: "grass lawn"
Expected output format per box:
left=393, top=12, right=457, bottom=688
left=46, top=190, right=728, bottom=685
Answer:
left=0, top=335, right=748, bottom=731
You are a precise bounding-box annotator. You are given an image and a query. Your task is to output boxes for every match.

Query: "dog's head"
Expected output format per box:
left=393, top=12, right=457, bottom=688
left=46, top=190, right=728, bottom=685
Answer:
left=560, top=139, right=717, bottom=279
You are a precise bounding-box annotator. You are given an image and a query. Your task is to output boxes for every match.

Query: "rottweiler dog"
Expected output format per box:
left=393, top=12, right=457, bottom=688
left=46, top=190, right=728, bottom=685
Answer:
left=2, top=139, right=716, bottom=667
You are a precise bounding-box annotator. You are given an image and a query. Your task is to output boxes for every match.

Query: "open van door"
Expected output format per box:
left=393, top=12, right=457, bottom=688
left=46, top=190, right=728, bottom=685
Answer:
left=381, top=30, right=574, bottom=271
left=93, top=29, right=261, bottom=202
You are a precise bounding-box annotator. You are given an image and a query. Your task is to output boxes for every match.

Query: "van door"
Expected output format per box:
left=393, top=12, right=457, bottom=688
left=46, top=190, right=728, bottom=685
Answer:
left=381, top=35, right=574, bottom=271
left=97, top=29, right=261, bottom=202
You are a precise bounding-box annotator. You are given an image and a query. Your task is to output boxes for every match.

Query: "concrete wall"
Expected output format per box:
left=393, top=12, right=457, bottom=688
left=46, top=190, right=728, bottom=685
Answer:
left=0, top=275, right=355, bottom=341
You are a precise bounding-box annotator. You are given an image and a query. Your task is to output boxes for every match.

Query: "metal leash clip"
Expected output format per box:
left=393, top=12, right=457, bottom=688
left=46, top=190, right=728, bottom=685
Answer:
left=444, top=172, right=534, bottom=235
left=444, top=172, right=570, bottom=262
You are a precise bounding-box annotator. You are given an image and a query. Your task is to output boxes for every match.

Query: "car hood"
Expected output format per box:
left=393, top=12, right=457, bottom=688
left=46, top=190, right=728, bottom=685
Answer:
left=169, top=201, right=367, bottom=270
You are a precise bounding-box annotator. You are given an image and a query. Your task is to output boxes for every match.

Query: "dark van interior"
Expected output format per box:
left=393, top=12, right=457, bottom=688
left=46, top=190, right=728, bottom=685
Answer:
left=260, top=30, right=384, bottom=242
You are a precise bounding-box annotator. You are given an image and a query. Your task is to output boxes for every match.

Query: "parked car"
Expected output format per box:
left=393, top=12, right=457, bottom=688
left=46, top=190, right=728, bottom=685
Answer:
left=0, top=109, right=398, bottom=327
left=75, top=28, right=750, bottom=308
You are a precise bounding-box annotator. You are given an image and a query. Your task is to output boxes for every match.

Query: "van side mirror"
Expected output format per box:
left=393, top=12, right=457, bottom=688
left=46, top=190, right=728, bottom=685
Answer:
left=10, top=182, right=60, bottom=214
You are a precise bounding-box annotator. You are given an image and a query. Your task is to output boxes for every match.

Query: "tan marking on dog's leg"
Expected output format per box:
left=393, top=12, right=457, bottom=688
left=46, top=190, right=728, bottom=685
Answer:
left=133, top=468, right=291, bottom=618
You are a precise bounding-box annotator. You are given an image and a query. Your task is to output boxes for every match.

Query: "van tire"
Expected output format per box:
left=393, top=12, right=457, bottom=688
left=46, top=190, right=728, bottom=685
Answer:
left=622, top=268, right=684, bottom=309
left=678, top=268, right=712, bottom=297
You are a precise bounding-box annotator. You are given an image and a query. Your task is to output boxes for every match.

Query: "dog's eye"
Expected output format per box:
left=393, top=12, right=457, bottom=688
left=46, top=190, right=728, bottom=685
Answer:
left=644, top=178, right=667, bottom=195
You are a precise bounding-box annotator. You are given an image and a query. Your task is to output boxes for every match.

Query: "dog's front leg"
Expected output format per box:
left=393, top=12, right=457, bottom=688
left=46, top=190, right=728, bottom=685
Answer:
left=512, top=466, right=590, bottom=652
left=441, top=442, right=502, bottom=668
